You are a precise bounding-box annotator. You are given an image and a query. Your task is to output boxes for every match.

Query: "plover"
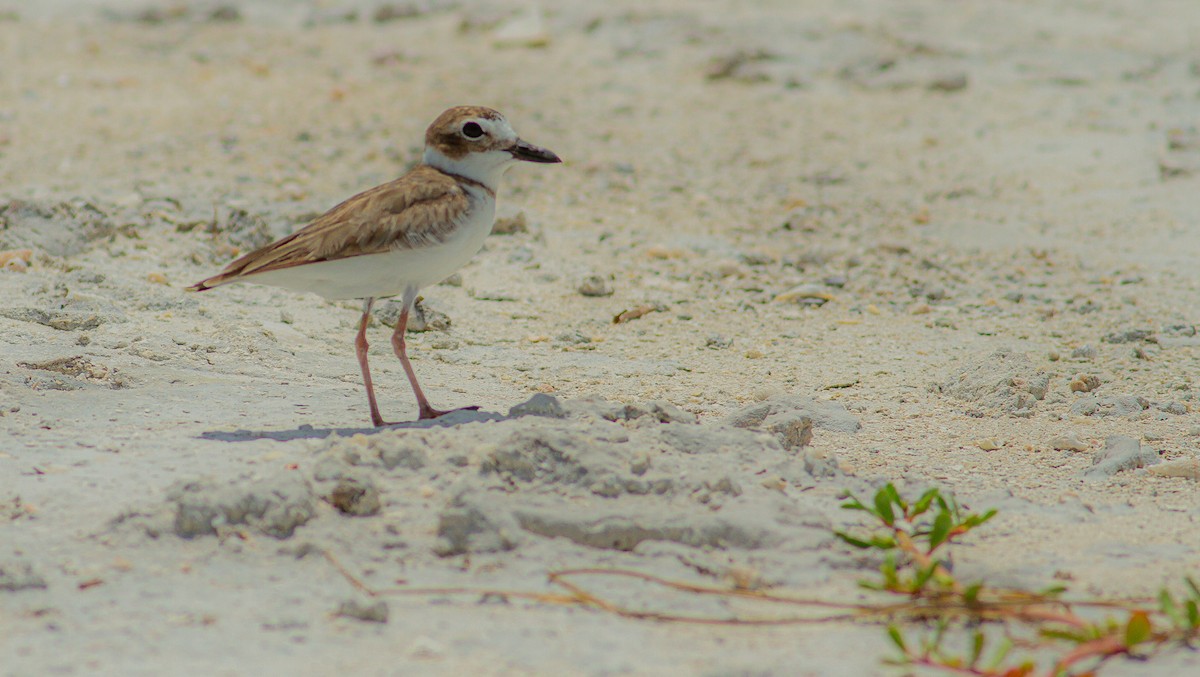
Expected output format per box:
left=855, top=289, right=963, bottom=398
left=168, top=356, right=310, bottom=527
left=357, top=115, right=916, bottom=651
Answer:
left=188, top=106, right=561, bottom=425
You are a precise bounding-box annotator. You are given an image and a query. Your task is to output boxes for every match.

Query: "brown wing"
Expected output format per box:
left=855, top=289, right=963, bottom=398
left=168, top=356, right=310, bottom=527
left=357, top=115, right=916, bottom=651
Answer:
left=188, top=166, right=470, bottom=290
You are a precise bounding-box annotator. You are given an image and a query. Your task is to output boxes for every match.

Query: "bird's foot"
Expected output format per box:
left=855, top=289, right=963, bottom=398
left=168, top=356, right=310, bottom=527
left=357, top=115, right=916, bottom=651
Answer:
left=418, top=404, right=481, bottom=421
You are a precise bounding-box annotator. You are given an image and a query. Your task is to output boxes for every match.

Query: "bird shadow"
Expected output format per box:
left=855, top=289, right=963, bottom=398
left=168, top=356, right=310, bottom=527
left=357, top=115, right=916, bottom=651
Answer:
left=200, top=408, right=509, bottom=442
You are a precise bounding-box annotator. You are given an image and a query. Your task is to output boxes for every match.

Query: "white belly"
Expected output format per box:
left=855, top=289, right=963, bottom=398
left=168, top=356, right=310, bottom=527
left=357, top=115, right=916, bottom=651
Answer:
left=242, top=200, right=495, bottom=300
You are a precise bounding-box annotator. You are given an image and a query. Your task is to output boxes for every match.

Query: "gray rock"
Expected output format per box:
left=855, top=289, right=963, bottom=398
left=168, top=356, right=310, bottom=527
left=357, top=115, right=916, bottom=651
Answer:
left=577, top=274, right=614, bottom=297
left=335, top=599, right=389, bottom=623
left=1102, top=329, right=1153, bottom=344
left=933, top=348, right=1049, bottom=415
left=802, top=448, right=841, bottom=478
left=0, top=296, right=127, bottom=331
left=508, top=393, right=567, bottom=419
left=1071, top=344, right=1097, bottom=360
left=726, top=395, right=860, bottom=434
left=621, top=401, right=698, bottom=424
left=377, top=438, right=428, bottom=471
left=0, top=199, right=115, bottom=256
left=706, top=334, right=733, bottom=349
left=491, top=210, right=527, bottom=235
left=1156, top=401, right=1188, bottom=416
left=0, top=561, right=47, bottom=592
left=1070, top=395, right=1150, bottom=418
left=433, top=495, right=520, bottom=557
left=167, top=474, right=317, bottom=539
left=1080, top=436, right=1160, bottom=479
left=375, top=297, right=450, bottom=332
left=480, top=424, right=616, bottom=485
left=326, top=477, right=381, bottom=517
left=658, top=424, right=779, bottom=456
left=514, top=506, right=779, bottom=551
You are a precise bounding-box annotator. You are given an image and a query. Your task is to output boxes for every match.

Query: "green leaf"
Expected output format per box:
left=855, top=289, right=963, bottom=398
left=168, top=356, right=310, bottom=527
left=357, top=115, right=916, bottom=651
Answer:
left=1040, top=627, right=1089, bottom=643
left=911, top=488, right=939, bottom=517
left=881, top=553, right=899, bottom=588
left=969, top=631, right=985, bottom=667
left=963, top=581, right=984, bottom=606
left=928, top=510, right=953, bottom=550
left=1125, top=610, right=1152, bottom=647
left=1038, top=584, right=1068, bottom=597
left=887, top=625, right=908, bottom=655
left=868, top=535, right=896, bottom=550
left=912, top=562, right=939, bottom=592
left=874, top=488, right=896, bottom=526
left=840, top=496, right=869, bottom=513
left=834, top=531, right=874, bottom=549
left=1186, top=599, right=1199, bottom=628
left=882, top=483, right=906, bottom=513
left=1160, top=589, right=1182, bottom=625
left=985, top=636, right=1014, bottom=669
left=964, top=508, right=999, bottom=529
left=1186, top=576, right=1200, bottom=600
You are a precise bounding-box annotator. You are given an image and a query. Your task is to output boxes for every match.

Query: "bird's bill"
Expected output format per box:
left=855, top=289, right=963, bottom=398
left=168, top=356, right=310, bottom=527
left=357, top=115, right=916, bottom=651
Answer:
left=509, top=139, right=562, bottom=164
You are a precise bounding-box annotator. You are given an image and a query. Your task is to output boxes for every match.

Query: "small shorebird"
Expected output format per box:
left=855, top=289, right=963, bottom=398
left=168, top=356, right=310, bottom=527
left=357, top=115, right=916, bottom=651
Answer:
left=188, top=106, right=561, bottom=425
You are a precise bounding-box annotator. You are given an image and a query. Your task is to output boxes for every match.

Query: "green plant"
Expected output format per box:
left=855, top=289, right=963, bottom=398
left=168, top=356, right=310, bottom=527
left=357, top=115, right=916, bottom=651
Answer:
left=835, top=483, right=1200, bottom=676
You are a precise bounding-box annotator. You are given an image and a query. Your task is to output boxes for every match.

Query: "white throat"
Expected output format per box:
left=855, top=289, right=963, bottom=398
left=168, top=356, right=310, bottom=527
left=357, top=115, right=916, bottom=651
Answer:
left=423, top=147, right=513, bottom=190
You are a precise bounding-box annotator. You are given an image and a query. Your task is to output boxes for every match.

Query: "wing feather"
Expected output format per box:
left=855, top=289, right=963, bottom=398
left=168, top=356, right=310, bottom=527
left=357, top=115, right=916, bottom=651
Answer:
left=189, top=166, right=470, bottom=290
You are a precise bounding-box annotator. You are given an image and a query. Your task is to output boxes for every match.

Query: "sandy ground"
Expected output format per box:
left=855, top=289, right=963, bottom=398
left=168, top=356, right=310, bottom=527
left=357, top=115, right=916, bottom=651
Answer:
left=3, top=1, right=1200, bottom=674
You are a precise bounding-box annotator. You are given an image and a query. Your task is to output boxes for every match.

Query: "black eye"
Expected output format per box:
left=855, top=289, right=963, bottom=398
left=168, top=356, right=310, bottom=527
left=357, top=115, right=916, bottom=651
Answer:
left=462, top=122, right=484, bottom=139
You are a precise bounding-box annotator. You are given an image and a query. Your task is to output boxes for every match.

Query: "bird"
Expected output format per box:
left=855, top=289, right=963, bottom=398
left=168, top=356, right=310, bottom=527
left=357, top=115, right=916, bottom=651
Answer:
left=188, top=105, right=561, bottom=426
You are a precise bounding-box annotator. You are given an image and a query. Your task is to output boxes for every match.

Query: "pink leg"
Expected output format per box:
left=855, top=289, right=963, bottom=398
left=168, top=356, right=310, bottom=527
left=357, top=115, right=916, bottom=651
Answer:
left=390, top=303, right=477, bottom=420
left=355, top=298, right=388, bottom=427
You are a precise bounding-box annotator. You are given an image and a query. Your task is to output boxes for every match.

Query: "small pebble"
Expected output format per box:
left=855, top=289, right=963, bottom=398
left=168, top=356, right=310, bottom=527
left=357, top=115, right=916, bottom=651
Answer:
left=577, top=274, right=614, bottom=297
left=492, top=211, right=527, bottom=235
left=774, top=284, right=832, bottom=305
left=1069, top=373, right=1101, bottom=393
left=706, top=334, right=733, bottom=349
left=335, top=599, right=389, bottom=623
left=1071, top=344, right=1097, bottom=360
left=974, top=438, right=1002, bottom=451
left=1048, top=432, right=1090, bottom=451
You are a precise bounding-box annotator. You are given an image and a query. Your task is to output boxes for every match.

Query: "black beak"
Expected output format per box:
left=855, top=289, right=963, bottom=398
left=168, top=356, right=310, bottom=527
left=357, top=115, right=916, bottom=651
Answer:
left=510, top=139, right=562, bottom=164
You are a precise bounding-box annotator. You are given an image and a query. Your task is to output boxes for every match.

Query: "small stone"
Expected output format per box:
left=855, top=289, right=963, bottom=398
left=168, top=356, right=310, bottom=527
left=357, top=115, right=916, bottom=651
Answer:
left=1069, top=373, right=1101, bottom=393
left=508, top=393, right=567, bottom=419
left=1071, top=345, right=1097, bottom=360
left=974, top=438, right=1002, bottom=451
left=1070, top=395, right=1149, bottom=418
left=744, top=349, right=764, bottom=359
left=375, top=298, right=450, bottom=332
left=279, top=310, right=294, bottom=324
left=577, top=274, right=614, bottom=297
left=335, top=599, right=389, bottom=623
left=1102, top=329, right=1152, bottom=344
left=706, top=334, right=733, bottom=349
left=146, top=272, right=167, bottom=286
left=378, top=440, right=428, bottom=471
left=1156, top=401, right=1188, bottom=415
left=1146, top=457, right=1200, bottom=480
left=928, top=72, right=968, bottom=92
left=760, top=476, right=787, bottom=492
left=1048, top=432, right=1089, bottom=451
left=0, top=561, right=47, bottom=591
left=327, top=478, right=381, bottom=517
left=1080, top=435, right=1159, bottom=479
left=372, top=3, right=421, bottom=23
left=774, top=284, right=833, bottom=306
left=441, top=273, right=463, bottom=287
left=767, top=412, right=814, bottom=451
